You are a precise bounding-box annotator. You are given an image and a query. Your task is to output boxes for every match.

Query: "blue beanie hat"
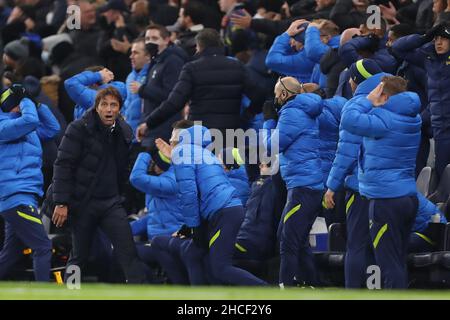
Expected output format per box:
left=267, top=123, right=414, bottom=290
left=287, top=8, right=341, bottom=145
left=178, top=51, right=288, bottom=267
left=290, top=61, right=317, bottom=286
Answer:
left=293, top=22, right=309, bottom=44
left=349, top=59, right=382, bottom=85
left=0, top=84, right=27, bottom=113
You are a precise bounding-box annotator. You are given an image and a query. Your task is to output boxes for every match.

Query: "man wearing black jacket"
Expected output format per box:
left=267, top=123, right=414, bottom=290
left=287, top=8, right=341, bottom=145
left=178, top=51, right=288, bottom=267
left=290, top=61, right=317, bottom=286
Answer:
left=51, top=87, right=146, bottom=284
left=136, top=24, right=186, bottom=148
left=136, top=28, right=265, bottom=141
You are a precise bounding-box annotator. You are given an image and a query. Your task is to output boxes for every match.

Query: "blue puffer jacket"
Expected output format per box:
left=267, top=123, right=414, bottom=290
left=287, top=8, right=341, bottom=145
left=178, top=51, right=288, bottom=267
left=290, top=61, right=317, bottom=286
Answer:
left=0, top=99, right=60, bottom=212
left=172, top=125, right=241, bottom=227
left=414, top=193, right=447, bottom=233
left=327, top=73, right=388, bottom=192
left=392, top=34, right=450, bottom=139
left=122, top=64, right=149, bottom=139
left=265, top=32, right=316, bottom=83
left=305, top=27, right=340, bottom=89
left=64, top=71, right=127, bottom=120
left=341, top=91, right=421, bottom=198
left=264, top=93, right=324, bottom=190
left=318, top=96, right=347, bottom=184
left=129, top=152, right=184, bottom=238
left=226, top=166, right=250, bottom=207
left=338, top=35, right=398, bottom=74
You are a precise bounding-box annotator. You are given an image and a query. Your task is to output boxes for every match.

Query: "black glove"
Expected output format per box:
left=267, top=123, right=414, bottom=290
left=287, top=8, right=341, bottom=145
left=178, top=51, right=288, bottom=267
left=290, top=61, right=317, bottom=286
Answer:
left=423, top=24, right=442, bottom=43
left=9, top=84, right=26, bottom=98
left=263, top=100, right=278, bottom=121
left=176, top=224, right=194, bottom=238
left=365, top=33, right=380, bottom=53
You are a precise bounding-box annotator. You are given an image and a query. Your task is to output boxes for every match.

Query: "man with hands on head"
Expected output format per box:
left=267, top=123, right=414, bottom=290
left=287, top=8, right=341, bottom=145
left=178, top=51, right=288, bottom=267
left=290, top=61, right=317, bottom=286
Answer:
left=324, top=58, right=384, bottom=288
left=0, top=84, right=60, bottom=282
left=64, top=66, right=127, bottom=120
left=341, top=75, right=422, bottom=288
left=265, top=19, right=316, bottom=83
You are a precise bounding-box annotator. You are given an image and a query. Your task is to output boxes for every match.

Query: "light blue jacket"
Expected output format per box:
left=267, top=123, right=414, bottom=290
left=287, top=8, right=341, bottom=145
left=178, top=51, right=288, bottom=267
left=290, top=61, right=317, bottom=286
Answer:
left=129, top=152, right=184, bottom=238
left=64, top=71, right=127, bottom=120
left=327, top=73, right=388, bottom=192
left=227, top=166, right=250, bottom=207
left=318, top=96, right=347, bottom=184
left=172, top=125, right=241, bottom=227
left=0, top=99, right=60, bottom=211
left=265, top=32, right=316, bottom=83
left=414, top=193, right=447, bottom=233
left=341, top=91, right=421, bottom=198
left=264, top=93, right=324, bottom=190
left=122, top=64, right=149, bottom=138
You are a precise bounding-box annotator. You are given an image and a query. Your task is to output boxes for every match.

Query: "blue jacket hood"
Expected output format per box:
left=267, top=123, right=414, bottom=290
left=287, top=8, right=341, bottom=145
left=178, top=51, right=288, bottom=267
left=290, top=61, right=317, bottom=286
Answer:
left=178, top=125, right=212, bottom=148
left=354, top=72, right=391, bottom=96
left=383, top=92, right=421, bottom=117
left=281, top=93, right=323, bottom=118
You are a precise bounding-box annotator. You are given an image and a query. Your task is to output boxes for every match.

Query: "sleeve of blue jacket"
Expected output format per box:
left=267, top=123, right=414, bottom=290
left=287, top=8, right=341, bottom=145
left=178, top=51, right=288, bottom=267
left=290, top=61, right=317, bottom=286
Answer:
left=305, top=26, right=329, bottom=63
left=326, top=127, right=360, bottom=191
left=391, top=34, right=428, bottom=69
left=0, top=98, right=39, bottom=143
left=130, top=152, right=178, bottom=198
left=341, top=97, right=390, bottom=138
left=36, top=103, right=60, bottom=140
left=64, top=71, right=100, bottom=110
left=130, top=214, right=150, bottom=236
left=338, top=36, right=374, bottom=68
left=172, top=148, right=200, bottom=228
left=123, top=72, right=134, bottom=112
left=265, top=33, right=311, bottom=75
left=263, top=107, right=311, bottom=155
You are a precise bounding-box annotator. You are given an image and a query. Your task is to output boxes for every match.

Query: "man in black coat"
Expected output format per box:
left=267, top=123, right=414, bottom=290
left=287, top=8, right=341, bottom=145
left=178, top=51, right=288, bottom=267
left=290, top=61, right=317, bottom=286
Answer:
left=136, top=24, right=187, bottom=148
left=136, top=28, right=265, bottom=142
left=51, top=87, right=146, bottom=284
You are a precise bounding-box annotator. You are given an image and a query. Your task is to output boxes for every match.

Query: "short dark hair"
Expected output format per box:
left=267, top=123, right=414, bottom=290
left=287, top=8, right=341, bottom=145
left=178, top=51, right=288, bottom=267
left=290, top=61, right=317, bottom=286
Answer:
left=381, top=75, right=408, bottom=97
left=183, top=1, right=205, bottom=25
left=172, top=119, right=194, bottom=129
left=390, top=24, right=414, bottom=38
left=195, top=28, right=223, bottom=50
left=94, top=87, right=123, bottom=109
left=146, top=24, right=170, bottom=39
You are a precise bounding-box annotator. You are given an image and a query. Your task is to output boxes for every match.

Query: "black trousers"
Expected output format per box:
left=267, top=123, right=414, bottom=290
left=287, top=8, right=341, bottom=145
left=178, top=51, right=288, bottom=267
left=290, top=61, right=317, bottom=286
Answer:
left=66, top=196, right=146, bottom=283
left=369, top=196, right=418, bottom=289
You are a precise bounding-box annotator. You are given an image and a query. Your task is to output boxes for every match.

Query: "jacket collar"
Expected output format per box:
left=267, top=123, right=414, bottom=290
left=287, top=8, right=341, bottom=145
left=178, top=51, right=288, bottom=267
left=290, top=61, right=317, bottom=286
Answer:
left=195, top=46, right=225, bottom=59
left=81, top=109, right=132, bottom=144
